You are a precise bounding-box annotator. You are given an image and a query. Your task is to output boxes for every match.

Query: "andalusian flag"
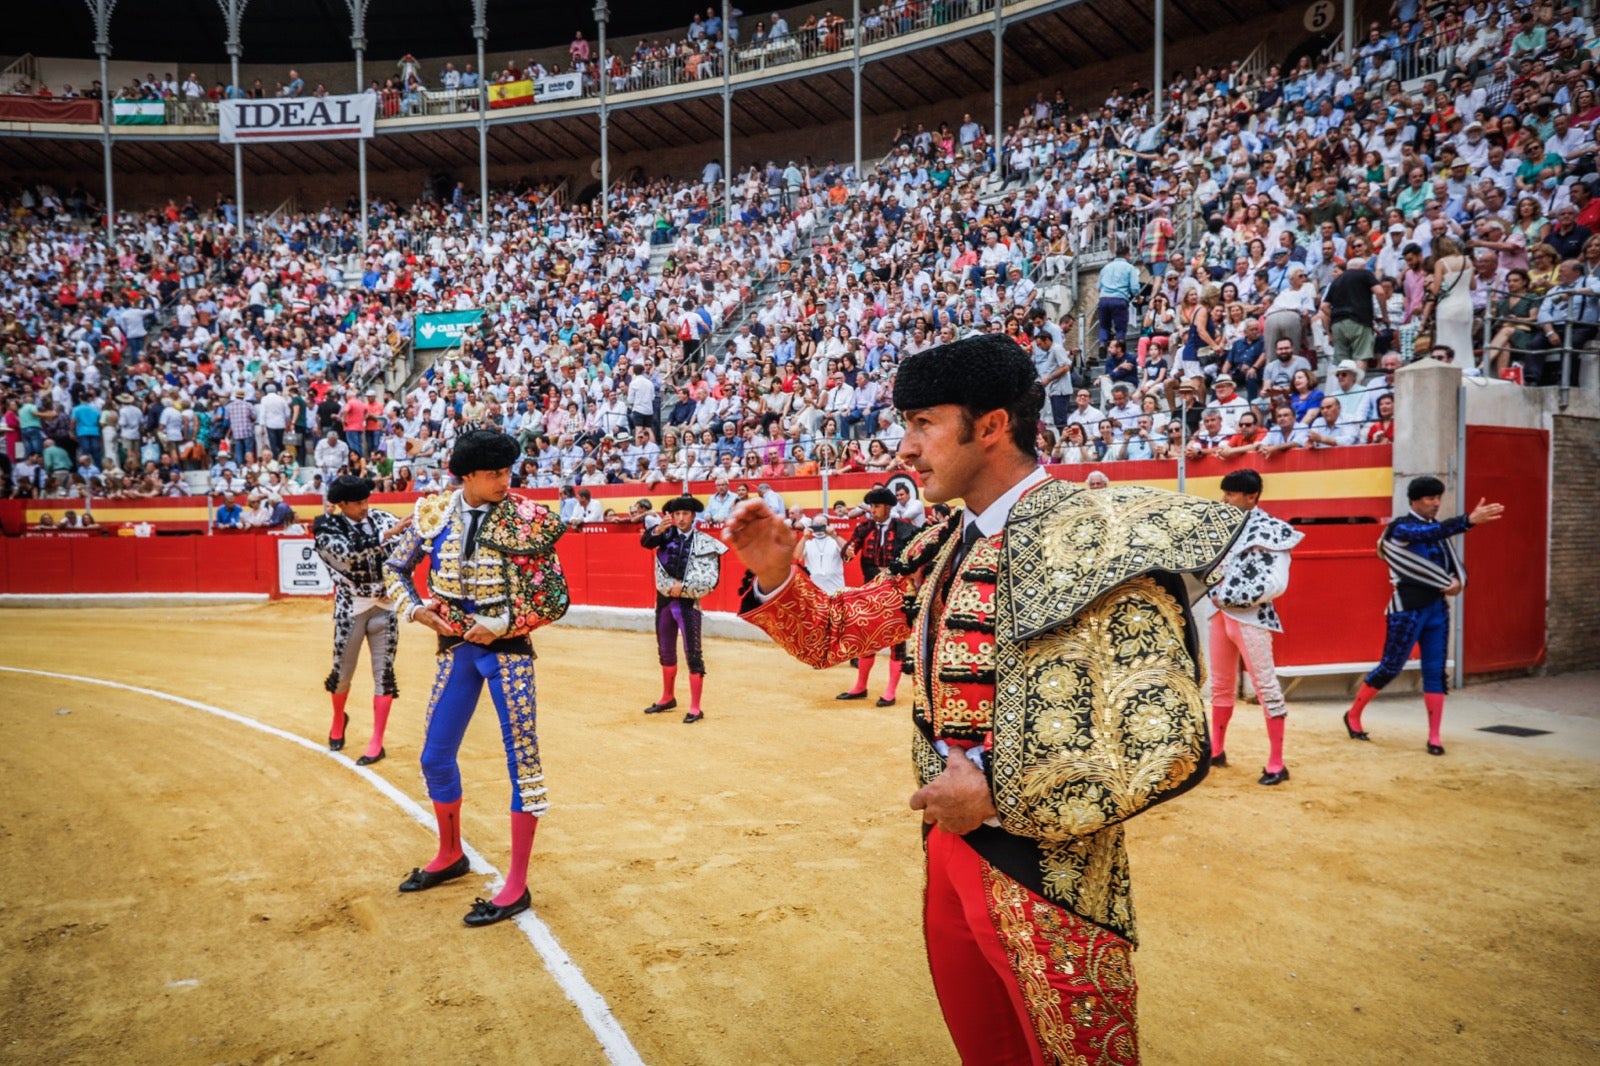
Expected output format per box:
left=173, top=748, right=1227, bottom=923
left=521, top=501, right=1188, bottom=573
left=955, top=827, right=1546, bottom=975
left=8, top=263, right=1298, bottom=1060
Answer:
left=487, top=79, right=534, bottom=109
left=113, top=100, right=166, bottom=125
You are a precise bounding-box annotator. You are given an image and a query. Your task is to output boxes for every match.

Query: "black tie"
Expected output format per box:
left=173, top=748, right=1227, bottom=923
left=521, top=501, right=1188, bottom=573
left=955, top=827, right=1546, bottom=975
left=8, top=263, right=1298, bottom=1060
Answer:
left=952, top=521, right=983, bottom=575
left=463, top=508, right=484, bottom=559
left=939, top=521, right=983, bottom=601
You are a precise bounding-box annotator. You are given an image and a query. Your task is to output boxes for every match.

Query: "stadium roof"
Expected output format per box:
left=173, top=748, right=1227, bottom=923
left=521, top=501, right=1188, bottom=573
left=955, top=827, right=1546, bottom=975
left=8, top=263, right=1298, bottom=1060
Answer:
left=17, top=1, right=677, bottom=65
left=6, top=0, right=1291, bottom=179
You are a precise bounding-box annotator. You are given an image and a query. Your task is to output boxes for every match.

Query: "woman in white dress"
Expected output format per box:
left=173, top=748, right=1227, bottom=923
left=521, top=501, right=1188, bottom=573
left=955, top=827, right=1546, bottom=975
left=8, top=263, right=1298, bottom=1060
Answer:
left=1431, top=235, right=1477, bottom=365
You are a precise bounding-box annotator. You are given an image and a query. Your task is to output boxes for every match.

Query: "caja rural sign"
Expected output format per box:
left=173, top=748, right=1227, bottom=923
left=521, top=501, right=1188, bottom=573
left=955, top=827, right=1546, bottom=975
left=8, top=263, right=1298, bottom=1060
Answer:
left=413, top=308, right=484, bottom=349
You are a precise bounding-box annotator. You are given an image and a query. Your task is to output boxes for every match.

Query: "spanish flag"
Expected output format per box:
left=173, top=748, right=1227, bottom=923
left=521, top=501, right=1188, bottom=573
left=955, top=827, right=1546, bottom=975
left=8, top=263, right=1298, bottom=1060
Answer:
left=488, top=79, right=535, bottom=109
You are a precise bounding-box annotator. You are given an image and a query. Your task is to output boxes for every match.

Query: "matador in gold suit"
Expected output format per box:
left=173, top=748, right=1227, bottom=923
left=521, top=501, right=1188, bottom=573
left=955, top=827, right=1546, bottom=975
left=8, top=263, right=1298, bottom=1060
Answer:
left=729, top=335, right=1244, bottom=1065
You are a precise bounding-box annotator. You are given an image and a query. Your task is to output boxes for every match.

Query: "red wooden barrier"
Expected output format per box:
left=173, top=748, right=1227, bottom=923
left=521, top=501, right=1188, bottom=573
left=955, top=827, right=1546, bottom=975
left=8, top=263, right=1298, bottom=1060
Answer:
left=0, top=444, right=1510, bottom=672
left=0, top=515, right=1389, bottom=668
left=1462, top=426, right=1549, bottom=673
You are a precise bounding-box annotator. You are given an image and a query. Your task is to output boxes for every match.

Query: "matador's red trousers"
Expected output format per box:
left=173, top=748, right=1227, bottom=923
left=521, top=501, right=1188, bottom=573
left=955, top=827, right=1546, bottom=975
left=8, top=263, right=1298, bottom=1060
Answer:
left=924, top=827, right=1140, bottom=1066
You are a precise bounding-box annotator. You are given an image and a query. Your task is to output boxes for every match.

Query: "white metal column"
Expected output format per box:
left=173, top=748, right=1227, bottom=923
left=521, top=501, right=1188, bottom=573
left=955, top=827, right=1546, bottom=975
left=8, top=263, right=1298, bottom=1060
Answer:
left=992, top=0, right=1004, bottom=175
left=1153, top=0, right=1164, bottom=122
left=472, top=0, right=490, bottom=236
left=852, top=0, right=862, bottom=183
left=722, top=0, right=734, bottom=225
left=88, top=0, right=116, bottom=249
left=345, top=0, right=371, bottom=250
left=218, top=0, right=250, bottom=238
left=596, top=1, right=610, bottom=225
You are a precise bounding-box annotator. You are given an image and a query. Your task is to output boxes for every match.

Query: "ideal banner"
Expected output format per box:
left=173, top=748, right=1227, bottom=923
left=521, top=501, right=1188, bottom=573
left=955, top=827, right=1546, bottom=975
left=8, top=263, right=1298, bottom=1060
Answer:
left=413, top=308, right=484, bottom=349
left=113, top=100, right=166, bottom=125
left=277, top=539, right=332, bottom=595
left=219, top=93, right=375, bottom=144
left=536, top=73, right=583, bottom=103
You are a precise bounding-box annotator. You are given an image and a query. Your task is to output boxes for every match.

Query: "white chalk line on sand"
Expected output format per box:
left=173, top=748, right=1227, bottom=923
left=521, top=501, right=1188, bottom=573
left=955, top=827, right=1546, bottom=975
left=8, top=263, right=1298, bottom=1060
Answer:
left=0, top=665, right=646, bottom=1066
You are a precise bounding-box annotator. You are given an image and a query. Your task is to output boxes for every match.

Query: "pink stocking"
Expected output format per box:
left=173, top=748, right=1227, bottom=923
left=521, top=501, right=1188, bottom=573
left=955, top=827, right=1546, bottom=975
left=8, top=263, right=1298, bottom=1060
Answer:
left=1425, top=693, right=1445, bottom=747
left=659, top=665, right=678, bottom=704
left=847, top=655, right=875, bottom=696
left=1211, top=703, right=1233, bottom=758
left=492, top=812, right=538, bottom=907
left=329, top=691, right=349, bottom=741
left=425, top=799, right=463, bottom=872
left=364, top=695, right=392, bottom=760
left=883, top=659, right=903, bottom=701
left=1264, top=713, right=1286, bottom=774
left=1347, top=683, right=1380, bottom=733
left=689, top=673, right=705, bottom=714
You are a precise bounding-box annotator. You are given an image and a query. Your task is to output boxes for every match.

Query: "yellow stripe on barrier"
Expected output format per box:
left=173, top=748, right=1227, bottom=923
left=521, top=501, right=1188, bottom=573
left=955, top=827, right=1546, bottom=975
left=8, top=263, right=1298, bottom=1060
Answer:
left=23, top=465, right=1393, bottom=527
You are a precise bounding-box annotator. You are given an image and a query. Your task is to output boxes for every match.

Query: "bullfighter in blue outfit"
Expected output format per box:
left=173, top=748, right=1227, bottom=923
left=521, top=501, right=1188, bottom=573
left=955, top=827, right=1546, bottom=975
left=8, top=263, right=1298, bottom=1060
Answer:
left=384, top=429, right=569, bottom=927
left=1343, top=476, right=1504, bottom=755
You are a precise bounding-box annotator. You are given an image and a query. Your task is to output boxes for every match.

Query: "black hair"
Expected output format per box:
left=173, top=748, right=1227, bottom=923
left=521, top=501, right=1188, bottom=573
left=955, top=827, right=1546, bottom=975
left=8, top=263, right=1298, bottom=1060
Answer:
left=1220, top=469, right=1263, bottom=496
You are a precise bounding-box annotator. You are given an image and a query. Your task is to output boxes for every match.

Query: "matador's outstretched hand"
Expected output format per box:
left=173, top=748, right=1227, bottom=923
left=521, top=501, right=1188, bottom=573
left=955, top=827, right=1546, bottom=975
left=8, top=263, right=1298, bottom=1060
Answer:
left=1468, top=498, right=1505, bottom=526
left=725, top=499, right=797, bottom=593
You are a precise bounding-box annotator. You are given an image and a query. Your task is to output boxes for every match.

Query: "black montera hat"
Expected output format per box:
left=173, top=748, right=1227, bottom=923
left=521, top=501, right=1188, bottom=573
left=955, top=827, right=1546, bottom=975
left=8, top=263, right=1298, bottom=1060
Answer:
left=892, top=333, right=1042, bottom=414
left=663, top=495, right=705, bottom=514
left=863, top=487, right=896, bottom=506
left=448, top=428, right=521, bottom=477
left=326, top=474, right=375, bottom=503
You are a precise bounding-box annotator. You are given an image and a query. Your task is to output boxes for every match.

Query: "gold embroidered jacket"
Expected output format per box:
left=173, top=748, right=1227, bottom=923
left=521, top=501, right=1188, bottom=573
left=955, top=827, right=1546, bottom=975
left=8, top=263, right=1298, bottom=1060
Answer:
left=385, top=490, right=570, bottom=640
left=742, top=479, right=1244, bottom=945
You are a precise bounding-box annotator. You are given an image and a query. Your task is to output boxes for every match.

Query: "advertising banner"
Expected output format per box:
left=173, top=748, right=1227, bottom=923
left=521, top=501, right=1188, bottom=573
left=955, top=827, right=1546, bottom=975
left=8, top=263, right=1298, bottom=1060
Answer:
left=113, top=100, right=166, bottom=125
left=536, top=73, right=583, bottom=103
left=219, top=93, right=376, bottom=143
left=413, top=308, right=484, bottom=349
left=278, top=539, right=332, bottom=595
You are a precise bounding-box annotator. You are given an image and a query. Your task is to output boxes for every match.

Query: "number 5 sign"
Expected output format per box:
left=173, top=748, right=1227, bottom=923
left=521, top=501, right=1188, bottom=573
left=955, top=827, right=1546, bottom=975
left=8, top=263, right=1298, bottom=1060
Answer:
left=1305, top=0, right=1337, bottom=33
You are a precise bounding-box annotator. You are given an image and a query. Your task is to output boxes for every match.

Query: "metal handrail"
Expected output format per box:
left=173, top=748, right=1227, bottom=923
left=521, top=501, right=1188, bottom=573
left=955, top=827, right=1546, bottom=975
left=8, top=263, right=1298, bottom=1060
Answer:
left=35, top=1, right=1013, bottom=131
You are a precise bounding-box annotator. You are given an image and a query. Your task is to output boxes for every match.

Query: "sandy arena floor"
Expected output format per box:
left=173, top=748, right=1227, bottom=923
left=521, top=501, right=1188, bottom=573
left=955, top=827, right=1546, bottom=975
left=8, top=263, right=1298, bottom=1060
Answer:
left=1, top=600, right=1597, bottom=1065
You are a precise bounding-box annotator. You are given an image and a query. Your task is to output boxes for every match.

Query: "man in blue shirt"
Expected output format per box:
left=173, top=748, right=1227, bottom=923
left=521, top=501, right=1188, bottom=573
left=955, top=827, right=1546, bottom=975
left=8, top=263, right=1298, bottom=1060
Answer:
left=1343, top=478, right=1504, bottom=755
left=713, top=421, right=743, bottom=462
left=71, top=393, right=104, bottom=467
left=215, top=493, right=245, bottom=528
left=773, top=325, right=796, bottom=367
left=1095, top=246, right=1141, bottom=349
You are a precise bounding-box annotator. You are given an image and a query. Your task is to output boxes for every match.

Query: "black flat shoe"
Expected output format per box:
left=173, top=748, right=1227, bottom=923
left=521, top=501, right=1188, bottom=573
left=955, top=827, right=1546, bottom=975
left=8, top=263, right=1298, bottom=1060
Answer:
left=1210, top=752, right=1228, bottom=768
left=398, top=854, right=470, bottom=893
left=643, top=698, right=678, bottom=714
left=356, top=748, right=385, bottom=766
left=1343, top=712, right=1370, bottom=741
left=682, top=711, right=704, bottom=724
left=464, top=889, right=531, bottom=927
left=1258, top=767, right=1290, bottom=786
left=836, top=690, right=868, bottom=701
left=1427, top=743, right=1445, bottom=756
left=329, top=711, right=349, bottom=751
left=875, top=697, right=896, bottom=707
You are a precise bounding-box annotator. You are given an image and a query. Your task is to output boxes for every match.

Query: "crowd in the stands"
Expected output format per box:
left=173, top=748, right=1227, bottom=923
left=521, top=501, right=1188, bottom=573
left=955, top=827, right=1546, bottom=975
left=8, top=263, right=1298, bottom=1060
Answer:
left=5, top=0, right=1591, bottom=508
